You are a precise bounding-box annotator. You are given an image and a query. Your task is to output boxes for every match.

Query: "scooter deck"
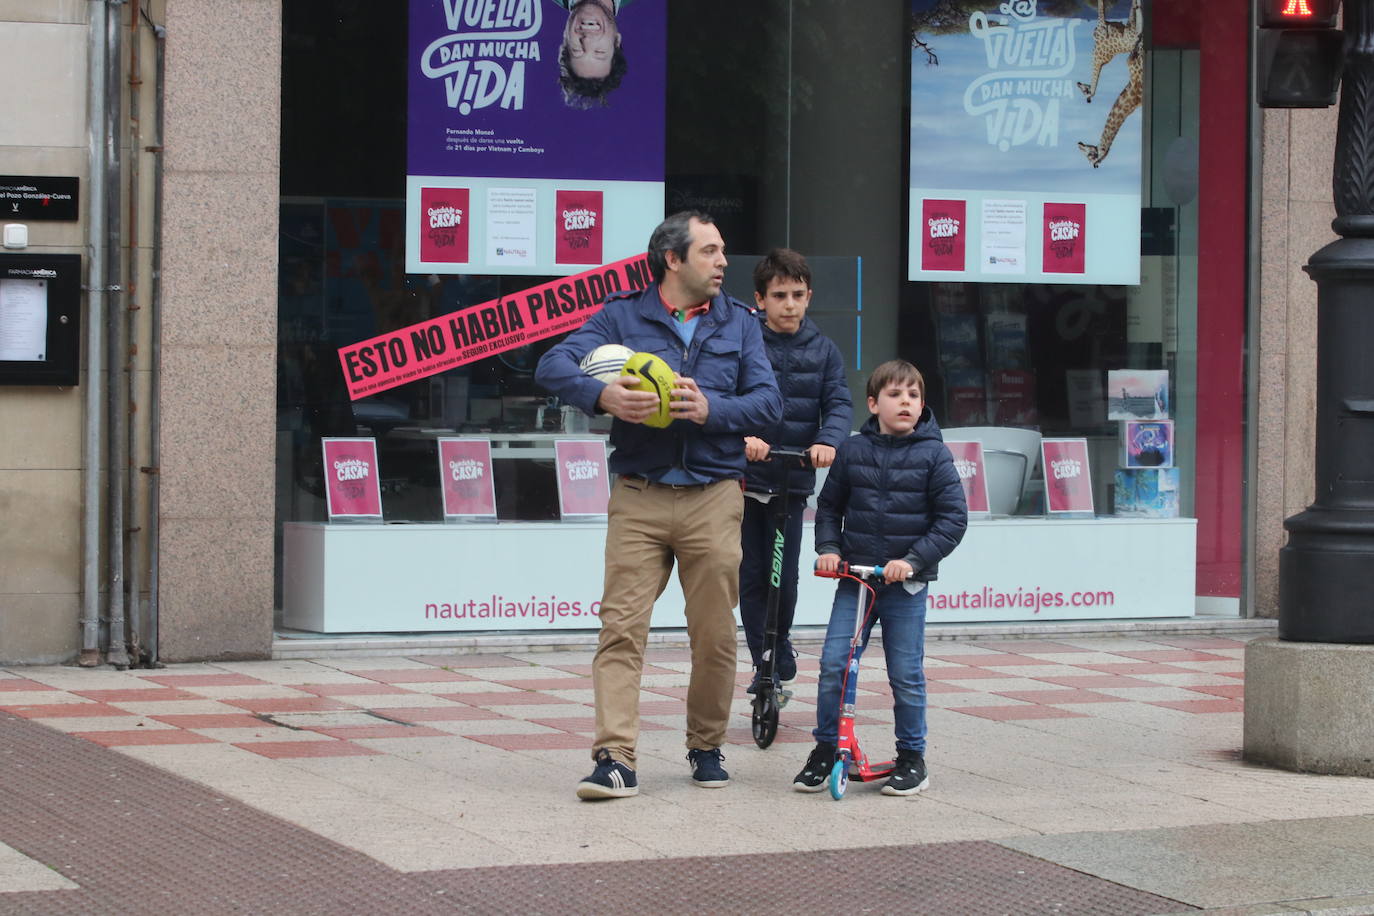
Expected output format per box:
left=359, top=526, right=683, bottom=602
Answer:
left=846, top=759, right=895, bottom=782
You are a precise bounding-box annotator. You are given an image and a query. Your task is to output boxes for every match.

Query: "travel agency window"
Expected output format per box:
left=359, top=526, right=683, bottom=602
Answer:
left=899, top=0, right=1246, bottom=624
left=274, top=0, right=1244, bottom=635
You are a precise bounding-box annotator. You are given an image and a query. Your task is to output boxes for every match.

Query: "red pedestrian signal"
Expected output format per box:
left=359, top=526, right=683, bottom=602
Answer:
left=1261, top=0, right=1339, bottom=28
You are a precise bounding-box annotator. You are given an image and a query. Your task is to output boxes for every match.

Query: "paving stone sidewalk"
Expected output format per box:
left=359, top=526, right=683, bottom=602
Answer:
left=3, top=634, right=1374, bottom=913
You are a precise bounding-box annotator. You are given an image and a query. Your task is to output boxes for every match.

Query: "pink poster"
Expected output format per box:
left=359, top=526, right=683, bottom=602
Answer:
left=1041, top=438, right=1095, bottom=515
left=1043, top=203, right=1086, bottom=274
left=437, top=438, right=496, bottom=519
left=555, top=439, right=610, bottom=518
left=555, top=190, right=603, bottom=266
left=419, top=187, right=470, bottom=263
left=921, top=199, right=966, bottom=272
left=944, top=440, right=990, bottom=516
left=321, top=438, right=383, bottom=519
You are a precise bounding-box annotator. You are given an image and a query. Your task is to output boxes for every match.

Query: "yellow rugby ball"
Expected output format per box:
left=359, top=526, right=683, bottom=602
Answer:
left=621, top=351, right=675, bottom=428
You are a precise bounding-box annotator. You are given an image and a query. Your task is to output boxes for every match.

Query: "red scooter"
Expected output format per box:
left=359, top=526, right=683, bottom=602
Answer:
left=811, top=561, right=907, bottom=799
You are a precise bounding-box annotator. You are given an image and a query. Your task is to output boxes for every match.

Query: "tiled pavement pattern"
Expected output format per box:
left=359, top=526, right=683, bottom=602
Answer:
left=4, top=635, right=1374, bottom=913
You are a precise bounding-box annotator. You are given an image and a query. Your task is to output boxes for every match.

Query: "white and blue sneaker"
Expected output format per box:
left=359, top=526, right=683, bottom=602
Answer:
left=576, top=749, right=638, bottom=800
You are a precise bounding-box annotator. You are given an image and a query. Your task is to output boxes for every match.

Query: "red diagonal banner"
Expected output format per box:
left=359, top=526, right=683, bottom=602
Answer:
left=338, top=253, right=652, bottom=400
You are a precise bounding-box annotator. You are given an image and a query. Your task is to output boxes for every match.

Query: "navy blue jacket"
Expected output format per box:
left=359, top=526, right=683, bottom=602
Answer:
left=743, top=316, right=852, bottom=496
left=814, top=410, right=968, bottom=581
left=535, top=284, right=782, bottom=481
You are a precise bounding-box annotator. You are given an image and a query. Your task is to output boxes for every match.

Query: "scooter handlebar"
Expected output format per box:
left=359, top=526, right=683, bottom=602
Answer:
left=813, top=561, right=913, bottom=581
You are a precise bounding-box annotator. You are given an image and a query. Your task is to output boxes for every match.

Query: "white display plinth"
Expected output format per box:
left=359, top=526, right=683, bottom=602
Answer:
left=282, top=517, right=1197, bottom=634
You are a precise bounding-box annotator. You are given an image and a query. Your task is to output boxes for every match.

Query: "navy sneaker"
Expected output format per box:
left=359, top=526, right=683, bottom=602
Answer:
left=576, top=749, right=638, bottom=800
left=686, top=748, right=729, bottom=788
left=745, top=668, right=763, bottom=695
left=882, top=749, right=929, bottom=797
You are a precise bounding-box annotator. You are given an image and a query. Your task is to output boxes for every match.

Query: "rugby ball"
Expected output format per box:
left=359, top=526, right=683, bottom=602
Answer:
left=621, top=351, right=676, bottom=428
left=578, top=343, right=636, bottom=383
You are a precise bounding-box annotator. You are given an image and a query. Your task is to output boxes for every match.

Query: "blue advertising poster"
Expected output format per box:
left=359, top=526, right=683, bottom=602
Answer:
left=908, top=0, right=1143, bottom=285
left=406, top=0, right=666, bottom=276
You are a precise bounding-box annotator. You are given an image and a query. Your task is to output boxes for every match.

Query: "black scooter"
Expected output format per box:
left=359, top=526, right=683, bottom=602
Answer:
left=751, top=448, right=813, bottom=749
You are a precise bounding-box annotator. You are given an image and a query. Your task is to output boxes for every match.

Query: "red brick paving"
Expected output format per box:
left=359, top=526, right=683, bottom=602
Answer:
left=142, top=673, right=269, bottom=687
left=1114, top=650, right=1234, bottom=663
left=368, top=705, right=507, bottom=723
left=0, top=678, right=57, bottom=691
left=349, top=668, right=476, bottom=683
left=234, top=739, right=383, bottom=758
left=968, top=640, right=1094, bottom=653
left=993, top=689, right=1129, bottom=705
left=437, top=690, right=574, bottom=706
left=72, top=729, right=219, bottom=747
left=930, top=653, right=1046, bottom=666
left=223, top=696, right=356, bottom=713
left=306, top=725, right=452, bottom=740
left=149, top=713, right=274, bottom=729
left=292, top=682, right=419, bottom=696
left=486, top=677, right=593, bottom=690
left=950, top=705, right=1091, bottom=721
left=70, top=687, right=201, bottom=702
left=1186, top=684, right=1245, bottom=700
left=924, top=666, right=998, bottom=680
left=406, top=653, right=525, bottom=667
left=1077, top=662, right=1203, bottom=675
left=464, top=732, right=591, bottom=750
left=1148, top=698, right=1244, bottom=714
left=1034, top=674, right=1159, bottom=689
left=2, top=702, right=133, bottom=718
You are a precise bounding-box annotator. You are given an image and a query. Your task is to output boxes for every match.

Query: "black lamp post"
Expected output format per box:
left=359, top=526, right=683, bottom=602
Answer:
left=1279, top=0, right=1374, bottom=643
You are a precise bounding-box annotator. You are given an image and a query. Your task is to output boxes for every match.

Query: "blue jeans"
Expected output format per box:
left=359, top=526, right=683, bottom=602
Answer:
left=813, top=579, right=928, bottom=753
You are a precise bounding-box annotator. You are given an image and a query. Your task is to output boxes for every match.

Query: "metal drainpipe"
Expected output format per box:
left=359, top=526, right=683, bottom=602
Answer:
left=104, top=0, right=131, bottom=670
left=145, top=16, right=166, bottom=667
left=80, top=0, right=110, bottom=667
left=125, top=0, right=144, bottom=665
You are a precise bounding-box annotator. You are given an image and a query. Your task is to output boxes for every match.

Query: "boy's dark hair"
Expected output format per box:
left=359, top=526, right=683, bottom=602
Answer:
left=752, top=247, right=812, bottom=296
left=866, top=359, right=925, bottom=402
left=647, top=210, right=714, bottom=283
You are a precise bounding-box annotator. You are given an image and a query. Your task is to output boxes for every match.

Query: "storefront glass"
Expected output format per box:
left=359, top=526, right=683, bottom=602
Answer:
left=275, top=0, right=1234, bottom=628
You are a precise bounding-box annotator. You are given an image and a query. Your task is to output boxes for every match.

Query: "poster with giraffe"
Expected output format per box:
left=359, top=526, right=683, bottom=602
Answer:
left=908, top=0, right=1142, bottom=285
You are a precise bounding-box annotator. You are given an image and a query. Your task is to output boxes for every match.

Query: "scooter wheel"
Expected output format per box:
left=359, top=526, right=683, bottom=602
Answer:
left=751, top=694, right=779, bottom=749
left=829, top=760, right=848, bottom=800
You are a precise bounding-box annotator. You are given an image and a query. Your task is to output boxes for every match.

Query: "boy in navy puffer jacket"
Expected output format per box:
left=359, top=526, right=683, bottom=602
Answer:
left=739, top=249, right=852, bottom=694
left=792, top=359, right=967, bottom=797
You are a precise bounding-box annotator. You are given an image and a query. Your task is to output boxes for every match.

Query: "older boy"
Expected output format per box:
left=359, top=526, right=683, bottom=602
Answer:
left=739, top=249, right=852, bottom=693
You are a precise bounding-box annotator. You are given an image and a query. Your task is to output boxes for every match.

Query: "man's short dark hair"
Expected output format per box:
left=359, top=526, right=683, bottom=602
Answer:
left=867, top=359, right=925, bottom=402
left=648, top=211, right=715, bottom=284
left=752, top=248, right=812, bottom=297
left=558, top=44, right=628, bottom=109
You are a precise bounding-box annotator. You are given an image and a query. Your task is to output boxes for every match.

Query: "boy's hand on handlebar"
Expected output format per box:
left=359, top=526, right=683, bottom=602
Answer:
left=808, top=443, right=836, bottom=468
left=883, top=559, right=914, bottom=584
left=744, top=436, right=771, bottom=462
left=816, top=553, right=841, bottom=574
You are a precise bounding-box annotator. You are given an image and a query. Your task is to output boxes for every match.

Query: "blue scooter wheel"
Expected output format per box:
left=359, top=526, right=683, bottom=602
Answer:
left=829, top=760, right=848, bottom=800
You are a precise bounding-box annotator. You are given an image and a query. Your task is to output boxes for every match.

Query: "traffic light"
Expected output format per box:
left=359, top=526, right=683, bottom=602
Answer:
left=1257, top=0, right=1345, bottom=108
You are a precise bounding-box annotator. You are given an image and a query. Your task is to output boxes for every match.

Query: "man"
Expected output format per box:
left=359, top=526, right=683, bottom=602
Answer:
left=535, top=211, right=782, bottom=800
left=552, top=0, right=630, bottom=107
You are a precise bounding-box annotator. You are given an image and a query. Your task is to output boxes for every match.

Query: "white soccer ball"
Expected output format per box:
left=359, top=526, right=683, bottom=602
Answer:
left=578, top=343, right=636, bottom=383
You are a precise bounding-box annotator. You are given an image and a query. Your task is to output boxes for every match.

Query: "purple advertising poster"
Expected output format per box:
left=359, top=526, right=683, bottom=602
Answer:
left=407, top=0, right=666, bottom=277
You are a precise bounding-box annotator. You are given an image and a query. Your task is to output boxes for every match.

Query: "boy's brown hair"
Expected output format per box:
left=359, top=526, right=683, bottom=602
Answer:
left=752, top=247, right=812, bottom=296
left=866, top=359, right=925, bottom=402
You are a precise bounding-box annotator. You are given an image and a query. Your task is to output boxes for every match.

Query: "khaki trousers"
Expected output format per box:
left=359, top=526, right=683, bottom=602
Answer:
left=593, top=476, right=743, bottom=767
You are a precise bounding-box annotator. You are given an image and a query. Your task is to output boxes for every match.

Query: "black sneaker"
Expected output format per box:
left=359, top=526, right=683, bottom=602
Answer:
left=776, top=639, right=798, bottom=685
left=576, top=749, right=638, bottom=800
left=745, top=668, right=763, bottom=695
left=792, top=742, right=837, bottom=792
left=686, top=748, right=729, bottom=788
left=882, top=749, right=929, bottom=796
